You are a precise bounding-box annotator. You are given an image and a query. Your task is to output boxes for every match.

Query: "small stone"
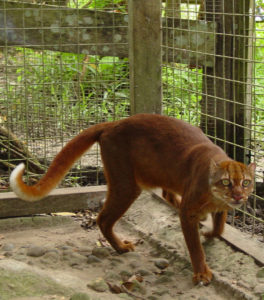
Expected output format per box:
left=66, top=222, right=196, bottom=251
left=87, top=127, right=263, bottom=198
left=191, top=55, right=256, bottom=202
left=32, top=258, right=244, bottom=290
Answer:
left=63, top=252, right=87, bottom=266
left=138, top=269, right=152, bottom=276
left=91, top=247, right=111, bottom=259
left=17, top=248, right=27, bottom=255
left=121, top=252, right=141, bottom=259
left=153, top=258, right=169, bottom=270
left=153, top=289, right=170, bottom=296
left=163, top=270, right=175, bottom=277
left=70, top=292, right=91, bottom=300
left=1, top=243, right=15, bottom=252
left=13, top=254, right=26, bottom=261
left=257, top=268, right=264, bottom=278
left=46, top=248, right=59, bottom=254
left=87, top=254, right=102, bottom=264
left=42, top=251, right=60, bottom=263
left=118, top=293, right=134, bottom=300
left=105, top=271, right=121, bottom=281
left=60, top=245, right=72, bottom=251
left=109, top=257, right=123, bottom=264
left=61, top=249, right=74, bottom=258
left=4, top=251, right=13, bottom=257
left=27, top=246, right=46, bottom=257
left=155, top=275, right=173, bottom=284
left=87, top=277, right=108, bottom=292
left=129, top=260, right=141, bottom=269
left=77, top=246, right=92, bottom=256
left=128, top=279, right=146, bottom=295
left=119, top=270, right=133, bottom=281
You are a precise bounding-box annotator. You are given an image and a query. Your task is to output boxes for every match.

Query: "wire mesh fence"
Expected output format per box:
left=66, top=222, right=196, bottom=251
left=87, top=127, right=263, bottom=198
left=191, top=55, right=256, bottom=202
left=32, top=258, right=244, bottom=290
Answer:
left=0, top=0, right=263, bottom=240
left=162, top=0, right=264, bottom=241
left=0, top=0, right=130, bottom=187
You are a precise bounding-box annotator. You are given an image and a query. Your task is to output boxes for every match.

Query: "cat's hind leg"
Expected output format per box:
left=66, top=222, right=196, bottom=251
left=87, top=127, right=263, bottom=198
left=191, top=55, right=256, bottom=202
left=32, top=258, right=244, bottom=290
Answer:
left=97, top=142, right=141, bottom=253
left=162, top=190, right=181, bottom=209
left=203, top=211, right=227, bottom=239
left=97, top=184, right=141, bottom=253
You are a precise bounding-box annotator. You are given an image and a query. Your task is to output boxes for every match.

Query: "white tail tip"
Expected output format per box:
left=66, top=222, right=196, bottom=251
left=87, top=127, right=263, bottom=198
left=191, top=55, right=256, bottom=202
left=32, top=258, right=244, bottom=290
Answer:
left=10, top=163, right=25, bottom=189
left=10, top=163, right=40, bottom=201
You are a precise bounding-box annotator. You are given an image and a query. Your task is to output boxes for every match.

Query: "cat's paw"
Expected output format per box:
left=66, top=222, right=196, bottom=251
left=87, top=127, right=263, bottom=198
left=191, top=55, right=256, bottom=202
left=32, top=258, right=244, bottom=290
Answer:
left=202, top=230, right=220, bottom=239
left=117, top=240, right=135, bottom=253
left=193, top=268, right=213, bottom=285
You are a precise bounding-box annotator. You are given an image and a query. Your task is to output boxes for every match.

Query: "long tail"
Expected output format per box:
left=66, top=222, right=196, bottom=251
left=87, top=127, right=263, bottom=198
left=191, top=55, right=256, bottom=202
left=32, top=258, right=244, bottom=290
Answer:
left=10, top=123, right=107, bottom=201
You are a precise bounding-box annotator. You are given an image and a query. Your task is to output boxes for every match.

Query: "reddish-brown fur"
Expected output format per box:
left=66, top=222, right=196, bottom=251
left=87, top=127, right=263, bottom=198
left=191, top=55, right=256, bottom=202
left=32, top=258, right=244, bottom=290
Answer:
left=10, top=114, right=255, bottom=285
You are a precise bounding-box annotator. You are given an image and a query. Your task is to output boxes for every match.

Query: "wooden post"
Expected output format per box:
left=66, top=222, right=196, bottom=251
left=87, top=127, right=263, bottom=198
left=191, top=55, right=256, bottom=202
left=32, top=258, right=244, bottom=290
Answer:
left=200, top=0, right=251, bottom=162
left=233, top=0, right=253, bottom=163
left=128, top=0, right=162, bottom=114
left=245, top=0, right=255, bottom=164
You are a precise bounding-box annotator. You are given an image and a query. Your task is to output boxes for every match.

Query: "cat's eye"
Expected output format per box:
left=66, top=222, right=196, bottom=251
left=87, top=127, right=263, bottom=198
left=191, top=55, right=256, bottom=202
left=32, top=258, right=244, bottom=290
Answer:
left=222, top=179, right=230, bottom=186
left=242, top=179, right=251, bottom=187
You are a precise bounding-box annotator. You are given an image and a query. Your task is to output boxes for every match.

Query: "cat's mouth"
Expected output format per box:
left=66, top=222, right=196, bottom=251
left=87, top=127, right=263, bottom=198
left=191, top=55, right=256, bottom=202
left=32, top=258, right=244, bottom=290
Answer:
left=228, top=196, right=247, bottom=209
left=228, top=200, right=244, bottom=209
left=211, top=190, right=247, bottom=209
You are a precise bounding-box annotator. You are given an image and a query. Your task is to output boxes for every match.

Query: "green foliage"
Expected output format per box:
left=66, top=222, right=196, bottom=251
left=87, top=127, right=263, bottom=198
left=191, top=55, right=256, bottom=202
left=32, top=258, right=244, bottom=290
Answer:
left=256, top=0, right=264, bottom=8
left=254, top=22, right=264, bottom=136
left=2, top=48, right=129, bottom=136
left=68, top=0, right=127, bottom=12
left=162, top=65, right=202, bottom=125
left=1, top=5, right=263, bottom=140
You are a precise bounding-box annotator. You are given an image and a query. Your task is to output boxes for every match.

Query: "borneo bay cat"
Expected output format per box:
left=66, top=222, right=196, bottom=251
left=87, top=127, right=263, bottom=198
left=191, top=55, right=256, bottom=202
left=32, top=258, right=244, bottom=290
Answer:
left=10, top=114, right=255, bottom=285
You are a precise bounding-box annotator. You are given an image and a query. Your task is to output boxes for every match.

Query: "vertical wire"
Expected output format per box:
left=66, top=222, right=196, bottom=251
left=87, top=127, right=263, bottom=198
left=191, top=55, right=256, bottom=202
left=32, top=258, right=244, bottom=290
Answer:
left=241, top=0, right=246, bottom=230
left=3, top=0, right=11, bottom=180
left=40, top=3, right=47, bottom=170
left=21, top=2, right=29, bottom=182
left=251, top=0, right=256, bottom=237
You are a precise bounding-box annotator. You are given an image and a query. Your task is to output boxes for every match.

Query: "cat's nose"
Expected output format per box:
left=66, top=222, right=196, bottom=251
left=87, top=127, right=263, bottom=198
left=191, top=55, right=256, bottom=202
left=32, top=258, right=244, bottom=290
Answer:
left=232, top=194, right=243, bottom=201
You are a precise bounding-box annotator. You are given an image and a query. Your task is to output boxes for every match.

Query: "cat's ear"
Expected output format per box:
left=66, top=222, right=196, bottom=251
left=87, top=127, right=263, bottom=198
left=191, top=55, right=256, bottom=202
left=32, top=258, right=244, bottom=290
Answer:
left=209, top=159, right=220, bottom=181
left=247, top=162, right=256, bottom=177
left=209, top=160, right=219, bottom=185
left=209, top=159, right=219, bottom=175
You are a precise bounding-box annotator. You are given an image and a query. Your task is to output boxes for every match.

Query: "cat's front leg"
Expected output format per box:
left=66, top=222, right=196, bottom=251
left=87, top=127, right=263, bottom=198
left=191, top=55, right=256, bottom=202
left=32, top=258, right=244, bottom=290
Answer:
left=179, top=209, right=213, bottom=285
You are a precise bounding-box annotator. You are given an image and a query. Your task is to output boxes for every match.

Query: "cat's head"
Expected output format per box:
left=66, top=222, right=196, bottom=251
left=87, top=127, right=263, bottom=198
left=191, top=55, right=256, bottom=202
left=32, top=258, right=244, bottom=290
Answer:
left=209, top=160, right=255, bottom=209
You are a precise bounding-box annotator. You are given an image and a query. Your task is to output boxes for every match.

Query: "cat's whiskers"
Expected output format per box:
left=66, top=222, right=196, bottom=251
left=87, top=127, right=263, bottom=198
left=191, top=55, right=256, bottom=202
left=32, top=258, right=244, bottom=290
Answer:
left=210, top=188, right=231, bottom=208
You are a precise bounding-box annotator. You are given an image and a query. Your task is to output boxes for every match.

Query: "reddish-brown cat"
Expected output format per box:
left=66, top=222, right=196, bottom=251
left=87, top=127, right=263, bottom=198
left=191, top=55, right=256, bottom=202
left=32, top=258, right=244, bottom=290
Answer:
left=10, top=114, right=255, bottom=285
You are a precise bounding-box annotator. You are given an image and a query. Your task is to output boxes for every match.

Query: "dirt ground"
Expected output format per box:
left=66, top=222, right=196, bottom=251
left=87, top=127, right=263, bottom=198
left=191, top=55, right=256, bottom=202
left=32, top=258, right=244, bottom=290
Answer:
left=0, top=192, right=263, bottom=300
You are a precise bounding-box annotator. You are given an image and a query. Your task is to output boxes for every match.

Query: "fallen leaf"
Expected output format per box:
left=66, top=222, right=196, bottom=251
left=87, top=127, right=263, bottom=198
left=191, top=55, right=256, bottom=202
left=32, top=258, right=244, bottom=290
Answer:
left=96, top=241, right=102, bottom=247
left=106, top=282, right=123, bottom=294
left=122, top=273, right=144, bottom=291
left=51, top=212, right=76, bottom=217
left=122, top=281, right=134, bottom=291
left=97, top=236, right=110, bottom=247
left=127, top=274, right=144, bottom=283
